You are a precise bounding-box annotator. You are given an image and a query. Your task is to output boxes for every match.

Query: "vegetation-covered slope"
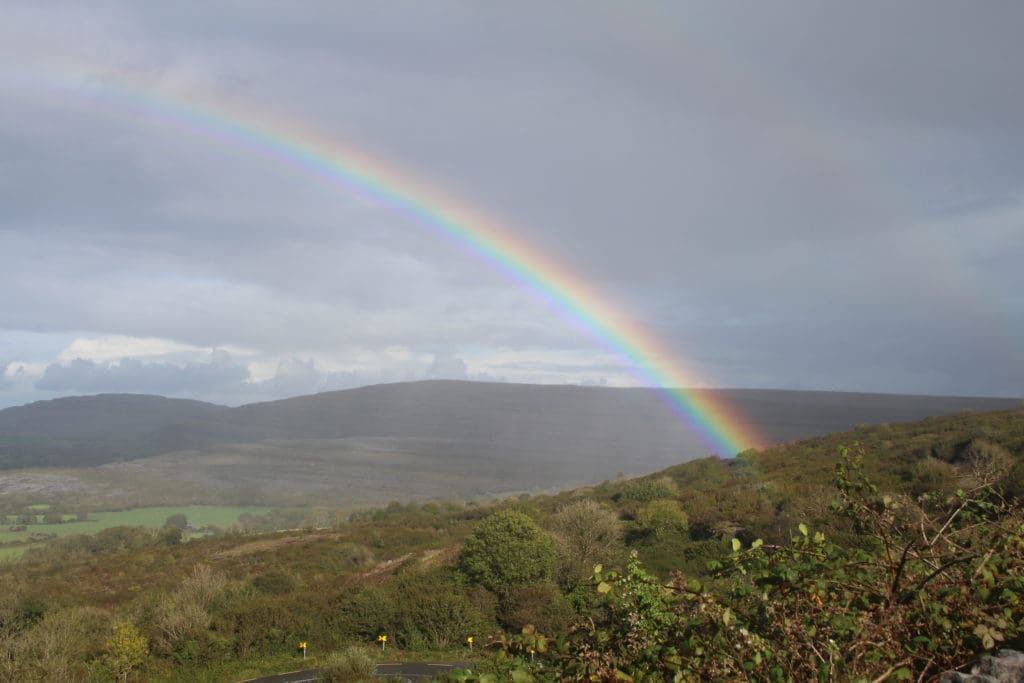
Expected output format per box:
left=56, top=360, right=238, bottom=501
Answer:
left=0, top=407, right=1021, bottom=681
left=2, top=382, right=1019, bottom=471
left=0, top=394, right=225, bottom=468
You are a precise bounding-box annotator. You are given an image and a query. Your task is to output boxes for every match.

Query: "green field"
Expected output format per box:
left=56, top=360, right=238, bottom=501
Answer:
left=0, top=505, right=271, bottom=559
left=0, top=546, right=24, bottom=560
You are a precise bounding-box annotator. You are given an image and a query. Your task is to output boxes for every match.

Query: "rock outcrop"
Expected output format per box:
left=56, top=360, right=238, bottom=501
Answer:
left=941, top=649, right=1024, bottom=683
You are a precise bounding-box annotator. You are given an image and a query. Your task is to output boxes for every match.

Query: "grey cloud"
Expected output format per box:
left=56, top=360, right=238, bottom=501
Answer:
left=253, top=358, right=397, bottom=398
left=36, top=355, right=249, bottom=395
left=29, top=351, right=499, bottom=406
left=258, top=352, right=497, bottom=400
left=1, top=1, right=1022, bottom=404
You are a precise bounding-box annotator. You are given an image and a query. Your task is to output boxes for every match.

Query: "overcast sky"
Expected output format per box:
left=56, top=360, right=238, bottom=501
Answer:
left=1, top=1, right=1022, bottom=409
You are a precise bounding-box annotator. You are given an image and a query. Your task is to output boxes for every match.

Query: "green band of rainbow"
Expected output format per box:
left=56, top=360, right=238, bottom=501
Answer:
left=51, top=70, right=763, bottom=456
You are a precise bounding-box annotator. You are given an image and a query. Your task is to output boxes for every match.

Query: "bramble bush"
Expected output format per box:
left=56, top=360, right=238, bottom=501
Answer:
left=450, top=446, right=1024, bottom=682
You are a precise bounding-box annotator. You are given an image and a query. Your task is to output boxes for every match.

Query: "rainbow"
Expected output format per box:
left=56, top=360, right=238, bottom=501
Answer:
left=45, top=68, right=763, bottom=455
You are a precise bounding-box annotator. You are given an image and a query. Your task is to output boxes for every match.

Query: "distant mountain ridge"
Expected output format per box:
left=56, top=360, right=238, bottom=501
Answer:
left=0, top=394, right=226, bottom=468
left=0, top=380, right=1018, bottom=470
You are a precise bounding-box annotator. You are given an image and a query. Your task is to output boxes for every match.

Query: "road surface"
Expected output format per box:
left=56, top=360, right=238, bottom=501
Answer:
left=241, top=661, right=470, bottom=682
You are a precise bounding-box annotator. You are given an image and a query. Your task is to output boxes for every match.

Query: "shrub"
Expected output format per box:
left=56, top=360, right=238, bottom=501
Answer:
left=501, top=582, right=574, bottom=635
left=251, top=570, right=298, bottom=595
left=459, top=510, right=556, bottom=596
left=615, top=476, right=679, bottom=503
left=391, top=568, right=497, bottom=649
left=550, top=499, right=623, bottom=590
left=469, top=446, right=1024, bottom=682
left=319, top=646, right=376, bottom=683
left=327, top=585, right=395, bottom=642
left=105, top=621, right=148, bottom=682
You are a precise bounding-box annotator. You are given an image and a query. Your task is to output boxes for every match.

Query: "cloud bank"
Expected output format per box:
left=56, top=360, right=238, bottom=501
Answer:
left=0, top=2, right=1021, bottom=409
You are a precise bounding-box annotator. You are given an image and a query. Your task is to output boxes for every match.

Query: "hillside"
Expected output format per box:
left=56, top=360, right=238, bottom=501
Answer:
left=0, top=382, right=1018, bottom=510
left=0, top=406, right=1021, bottom=681
left=0, top=380, right=1017, bottom=472
left=0, top=394, right=226, bottom=468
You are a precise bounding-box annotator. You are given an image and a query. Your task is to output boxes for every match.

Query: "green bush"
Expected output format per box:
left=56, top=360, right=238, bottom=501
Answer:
left=614, top=476, right=679, bottom=503
left=390, top=568, right=496, bottom=650
left=467, top=446, right=1024, bottom=682
left=251, top=570, right=297, bottom=595
left=459, top=510, right=556, bottom=596
left=327, top=585, right=395, bottom=642
left=318, top=646, right=376, bottom=683
left=501, top=582, right=574, bottom=634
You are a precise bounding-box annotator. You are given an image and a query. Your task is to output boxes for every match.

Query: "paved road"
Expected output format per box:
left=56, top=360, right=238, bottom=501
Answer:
left=239, top=668, right=321, bottom=683
left=377, top=662, right=470, bottom=680
left=241, top=661, right=470, bottom=683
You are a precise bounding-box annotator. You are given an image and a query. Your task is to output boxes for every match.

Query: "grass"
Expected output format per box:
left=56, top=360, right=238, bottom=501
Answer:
left=0, top=546, right=24, bottom=561
left=0, top=505, right=271, bottom=558
left=155, top=651, right=312, bottom=683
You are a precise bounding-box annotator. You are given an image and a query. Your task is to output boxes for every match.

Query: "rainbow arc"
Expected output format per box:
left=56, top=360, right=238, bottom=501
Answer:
left=52, top=68, right=763, bottom=455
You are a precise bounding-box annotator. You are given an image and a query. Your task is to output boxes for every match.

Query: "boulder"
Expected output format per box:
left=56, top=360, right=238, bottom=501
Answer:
left=941, top=650, right=1024, bottom=683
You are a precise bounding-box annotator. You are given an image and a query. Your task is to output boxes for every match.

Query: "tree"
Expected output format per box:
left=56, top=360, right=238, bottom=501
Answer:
left=164, top=513, right=188, bottom=530
left=105, top=621, right=148, bottom=681
left=0, top=606, right=109, bottom=682
left=617, top=476, right=679, bottom=503
left=635, top=499, right=688, bottom=538
left=149, top=565, right=226, bottom=656
left=550, top=499, right=623, bottom=589
left=158, top=526, right=183, bottom=546
left=392, top=568, right=496, bottom=649
left=42, top=511, right=64, bottom=525
left=459, top=510, right=556, bottom=596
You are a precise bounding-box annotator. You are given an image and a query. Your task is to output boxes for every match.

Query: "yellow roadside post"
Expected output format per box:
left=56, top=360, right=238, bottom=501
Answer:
left=378, top=634, right=387, bottom=651
left=467, top=636, right=473, bottom=651
left=298, top=641, right=307, bottom=660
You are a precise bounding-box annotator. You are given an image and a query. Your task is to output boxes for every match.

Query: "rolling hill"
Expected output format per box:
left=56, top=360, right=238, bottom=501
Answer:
left=2, top=381, right=1019, bottom=465
left=0, top=381, right=1018, bottom=507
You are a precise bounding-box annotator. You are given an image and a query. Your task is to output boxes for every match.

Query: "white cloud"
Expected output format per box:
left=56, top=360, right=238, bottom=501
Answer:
left=2, top=362, right=46, bottom=383
left=57, top=335, right=205, bottom=363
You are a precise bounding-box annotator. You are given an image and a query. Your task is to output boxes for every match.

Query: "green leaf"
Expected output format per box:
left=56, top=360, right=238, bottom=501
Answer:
left=597, top=581, right=612, bottom=594
left=731, top=538, right=742, bottom=552
left=798, top=523, right=808, bottom=537
left=751, top=538, right=763, bottom=549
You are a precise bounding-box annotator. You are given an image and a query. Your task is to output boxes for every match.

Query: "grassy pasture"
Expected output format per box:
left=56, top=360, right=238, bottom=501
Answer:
left=0, top=505, right=271, bottom=559
left=0, top=546, right=23, bottom=560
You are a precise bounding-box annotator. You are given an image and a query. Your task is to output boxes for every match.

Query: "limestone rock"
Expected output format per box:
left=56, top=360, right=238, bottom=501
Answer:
left=940, top=649, right=1024, bottom=683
